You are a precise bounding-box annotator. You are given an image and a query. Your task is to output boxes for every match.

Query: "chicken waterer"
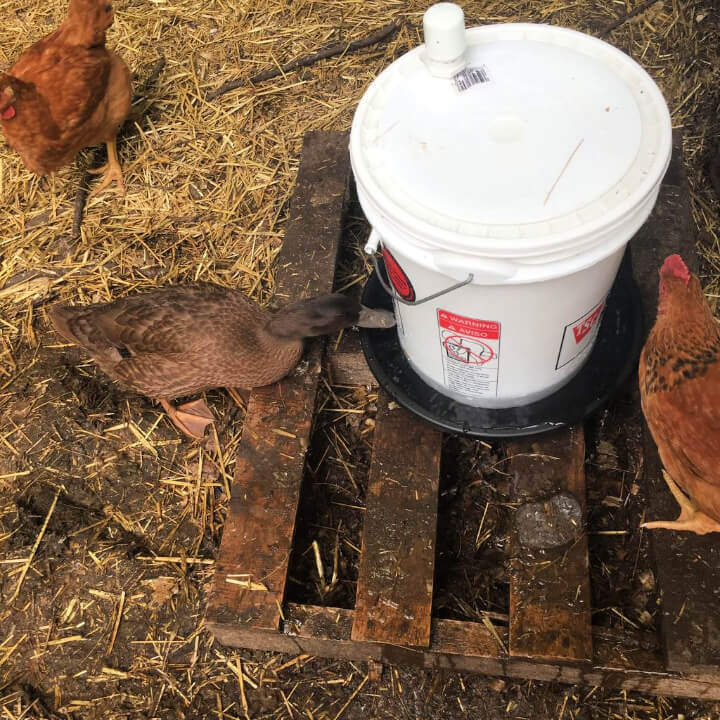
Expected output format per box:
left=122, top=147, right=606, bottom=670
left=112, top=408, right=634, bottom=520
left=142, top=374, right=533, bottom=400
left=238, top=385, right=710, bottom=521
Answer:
left=350, top=3, right=672, bottom=432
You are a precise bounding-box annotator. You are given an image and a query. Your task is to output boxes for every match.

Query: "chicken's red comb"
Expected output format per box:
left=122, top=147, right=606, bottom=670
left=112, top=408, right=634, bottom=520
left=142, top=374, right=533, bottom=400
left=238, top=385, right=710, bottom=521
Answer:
left=660, top=254, right=690, bottom=283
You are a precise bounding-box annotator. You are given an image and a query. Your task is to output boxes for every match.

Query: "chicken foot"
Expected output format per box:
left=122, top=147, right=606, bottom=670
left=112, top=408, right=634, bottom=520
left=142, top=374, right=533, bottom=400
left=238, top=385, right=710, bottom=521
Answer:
left=641, top=470, right=720, bottom=534
left=87, top=138, right=125, bottom=198
left=158, top=397, right=215, bottom=441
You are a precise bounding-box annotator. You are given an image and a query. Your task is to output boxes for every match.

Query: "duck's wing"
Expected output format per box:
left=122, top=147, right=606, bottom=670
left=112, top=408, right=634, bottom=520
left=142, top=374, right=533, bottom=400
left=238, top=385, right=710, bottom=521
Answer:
left=110, top=352, right=214, bottom=399
left=49, top=285, right=236, bottom=360
left=49, top=301, right=186, bottom=364
left=49, top=302, right=125, bottom=367
left=50, top=301, right=230, bottom=397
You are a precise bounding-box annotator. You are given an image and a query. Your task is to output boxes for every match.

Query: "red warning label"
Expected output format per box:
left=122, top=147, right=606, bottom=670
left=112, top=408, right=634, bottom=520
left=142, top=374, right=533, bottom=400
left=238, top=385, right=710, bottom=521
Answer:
left=556, top=298, right=605, bottom=369
left=383, top=248, right=415, bottom=302
left=438, top=310, right=500, bottom=398
left=572, top=303, right=604, bottom=344
left=438, top=311, right=500, bottom=340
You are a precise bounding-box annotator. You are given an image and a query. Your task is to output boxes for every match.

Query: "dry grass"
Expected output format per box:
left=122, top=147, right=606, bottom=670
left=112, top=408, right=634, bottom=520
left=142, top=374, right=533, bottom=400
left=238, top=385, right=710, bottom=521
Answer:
left=0, top=0, right=718, bottom=310
left=1, top=0, right=720, bottom=717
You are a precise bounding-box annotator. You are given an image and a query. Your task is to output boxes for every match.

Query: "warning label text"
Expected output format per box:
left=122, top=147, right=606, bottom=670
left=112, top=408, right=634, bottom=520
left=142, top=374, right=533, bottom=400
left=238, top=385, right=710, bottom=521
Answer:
left=438, top=310, right=500, bottom=399
left=556, top=298, right=605, bottom=369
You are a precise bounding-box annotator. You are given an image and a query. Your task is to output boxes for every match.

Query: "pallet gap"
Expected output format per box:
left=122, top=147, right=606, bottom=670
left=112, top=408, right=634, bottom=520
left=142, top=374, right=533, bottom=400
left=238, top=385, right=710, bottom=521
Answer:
left=434, top=435, right=512, bottom=624
left=284, top=381, right=377, bottom=610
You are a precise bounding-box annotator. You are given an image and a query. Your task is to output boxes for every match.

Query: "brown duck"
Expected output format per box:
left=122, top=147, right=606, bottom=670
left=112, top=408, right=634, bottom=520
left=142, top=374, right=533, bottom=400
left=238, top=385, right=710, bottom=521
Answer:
left=49, top=283, right=394, bottom=440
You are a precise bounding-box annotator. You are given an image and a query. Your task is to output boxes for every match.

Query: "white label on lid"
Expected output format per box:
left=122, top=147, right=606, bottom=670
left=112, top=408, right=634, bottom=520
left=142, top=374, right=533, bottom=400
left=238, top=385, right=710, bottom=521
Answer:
left=453, top=65, right=490, bottom=92
left=555, top=298, right=606, bottom=370
left=438, top=309, right=500, bottom=398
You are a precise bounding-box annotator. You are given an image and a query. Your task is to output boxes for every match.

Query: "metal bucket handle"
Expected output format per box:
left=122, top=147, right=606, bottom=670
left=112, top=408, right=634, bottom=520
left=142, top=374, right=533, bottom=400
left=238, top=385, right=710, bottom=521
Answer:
left=364, top=230, right=474, bottom=306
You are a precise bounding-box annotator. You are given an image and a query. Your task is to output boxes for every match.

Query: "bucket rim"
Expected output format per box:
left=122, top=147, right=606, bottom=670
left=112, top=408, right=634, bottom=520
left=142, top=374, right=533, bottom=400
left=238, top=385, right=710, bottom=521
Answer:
left=353, top=152, right=669, bottom=260
left=350, top=21, right=673, bottom=257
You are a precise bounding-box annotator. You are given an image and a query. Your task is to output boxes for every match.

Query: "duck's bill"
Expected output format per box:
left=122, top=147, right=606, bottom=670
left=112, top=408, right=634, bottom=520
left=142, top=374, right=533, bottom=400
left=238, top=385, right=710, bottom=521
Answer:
left=356, top=306, right=396, bottom=329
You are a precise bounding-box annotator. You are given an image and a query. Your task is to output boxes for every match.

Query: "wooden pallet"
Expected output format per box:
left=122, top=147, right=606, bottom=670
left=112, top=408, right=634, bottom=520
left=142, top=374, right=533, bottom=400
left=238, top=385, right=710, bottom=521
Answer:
left=206, top=130, right=720, bottom=700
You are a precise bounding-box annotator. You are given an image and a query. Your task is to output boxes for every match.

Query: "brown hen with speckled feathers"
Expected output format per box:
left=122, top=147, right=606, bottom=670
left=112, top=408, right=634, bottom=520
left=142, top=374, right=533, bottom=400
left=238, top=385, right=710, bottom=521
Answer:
left=639, top=254, right=720, bottom=534
left=48, top=283, right=395, bottom=441
left=0, top=0, right=131, bottom=197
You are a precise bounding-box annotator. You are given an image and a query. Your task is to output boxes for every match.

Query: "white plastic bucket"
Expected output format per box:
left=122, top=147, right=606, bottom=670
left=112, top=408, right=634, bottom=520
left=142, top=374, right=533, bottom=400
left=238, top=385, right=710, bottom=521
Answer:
left=350, top=3, right=672, bottom=408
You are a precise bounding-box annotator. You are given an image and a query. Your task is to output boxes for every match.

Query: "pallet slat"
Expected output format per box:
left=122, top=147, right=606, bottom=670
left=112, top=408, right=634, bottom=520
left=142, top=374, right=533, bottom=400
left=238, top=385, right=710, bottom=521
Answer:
left=508, top=426, right=593, bottom=662
left=207, top=129, right=720, bottom=700
left=631, top=133, right=720, bottom=674
left=206, top=131, right=350, bottom=632
left=209, top=603, right=720, bottom=701
left=327, top=332, right=377, bottom=387
left=351, top=392, right=442, bottom=646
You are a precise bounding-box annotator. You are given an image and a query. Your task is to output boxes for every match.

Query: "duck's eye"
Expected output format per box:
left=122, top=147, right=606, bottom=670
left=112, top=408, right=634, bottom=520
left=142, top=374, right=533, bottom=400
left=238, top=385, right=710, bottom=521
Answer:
left=105, top=4, right=112, bottom=12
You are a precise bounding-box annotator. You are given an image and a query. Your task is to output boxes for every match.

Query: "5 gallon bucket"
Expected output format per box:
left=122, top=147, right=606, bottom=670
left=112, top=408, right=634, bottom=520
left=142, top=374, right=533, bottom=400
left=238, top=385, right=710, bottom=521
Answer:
left=350, top=3, right=672, bottom=409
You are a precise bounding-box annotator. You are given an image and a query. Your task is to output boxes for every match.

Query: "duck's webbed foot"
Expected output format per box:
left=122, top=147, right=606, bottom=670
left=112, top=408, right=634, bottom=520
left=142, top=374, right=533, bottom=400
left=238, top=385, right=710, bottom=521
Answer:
left=158, top=397, right=215, bottom=440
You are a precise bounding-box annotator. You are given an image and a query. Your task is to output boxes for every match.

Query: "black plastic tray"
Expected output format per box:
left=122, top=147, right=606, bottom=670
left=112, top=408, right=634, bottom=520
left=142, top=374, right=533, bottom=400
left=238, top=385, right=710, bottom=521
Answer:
left=359, top=262, right=643, bottom=438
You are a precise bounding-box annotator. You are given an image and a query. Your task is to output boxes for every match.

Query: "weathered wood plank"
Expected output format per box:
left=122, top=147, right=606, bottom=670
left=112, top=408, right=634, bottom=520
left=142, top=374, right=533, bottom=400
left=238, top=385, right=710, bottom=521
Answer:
left=351, top=392, right=442, bottom=647
left=272, top=134, right=351, bottom=301
left=508, top=426, right=593, bottom=663
left=326, top=331, right=377, bottom=387
left=207, top=603, right=720, bottom=700
left=631, top=132, right=720, bottom=674
left=206, top=131, right=350, bottom=632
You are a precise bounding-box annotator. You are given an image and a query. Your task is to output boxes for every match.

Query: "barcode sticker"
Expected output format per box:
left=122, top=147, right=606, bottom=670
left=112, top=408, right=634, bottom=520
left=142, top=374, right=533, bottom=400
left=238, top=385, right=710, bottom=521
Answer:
left=453, top=65, right=490, bottom=92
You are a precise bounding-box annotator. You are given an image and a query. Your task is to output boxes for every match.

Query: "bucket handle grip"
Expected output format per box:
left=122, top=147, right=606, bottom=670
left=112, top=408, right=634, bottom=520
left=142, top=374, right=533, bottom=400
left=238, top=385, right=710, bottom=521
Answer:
left=365, top=231, right=474, bottom=306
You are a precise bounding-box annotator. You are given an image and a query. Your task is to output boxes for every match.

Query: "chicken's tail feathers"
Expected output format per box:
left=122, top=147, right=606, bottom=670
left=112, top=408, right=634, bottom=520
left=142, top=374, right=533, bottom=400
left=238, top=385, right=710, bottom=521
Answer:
left=63, top=0, right=115, bottom=46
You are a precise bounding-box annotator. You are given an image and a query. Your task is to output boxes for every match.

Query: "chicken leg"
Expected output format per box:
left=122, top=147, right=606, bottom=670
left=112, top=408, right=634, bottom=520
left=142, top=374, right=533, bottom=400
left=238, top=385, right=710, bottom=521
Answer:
left=87, top=138, right=125, bottom=198
left=641, top=471, right=720, bottom=534
left=158, top=397, right=215, bottom=441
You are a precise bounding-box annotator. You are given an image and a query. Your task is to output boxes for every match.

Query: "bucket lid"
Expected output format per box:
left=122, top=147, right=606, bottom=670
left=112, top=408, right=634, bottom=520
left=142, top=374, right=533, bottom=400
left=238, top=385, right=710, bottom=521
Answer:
left=350, top=7, right=672, bottom=256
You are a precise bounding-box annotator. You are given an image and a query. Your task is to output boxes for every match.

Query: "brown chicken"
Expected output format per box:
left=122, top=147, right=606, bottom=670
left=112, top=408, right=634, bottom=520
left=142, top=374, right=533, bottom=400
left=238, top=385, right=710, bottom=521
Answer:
left=639, top=254, right=720, bottom=534
left=0, top=0, right=131, bottom=197
left=48, top=284, right=395, bottom=441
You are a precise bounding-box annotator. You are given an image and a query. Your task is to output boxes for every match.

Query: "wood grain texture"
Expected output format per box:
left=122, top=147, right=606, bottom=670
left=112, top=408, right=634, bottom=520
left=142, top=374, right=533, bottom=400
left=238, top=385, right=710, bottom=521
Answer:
left=508, top=426, right=592, bottom=662
left=206, top=131, right=349, bottom=632
left=326, top=331, right=377, bottom=387
left=205, top=129, right=720, bottom=699
left=351, top=392, right=442, bottom=647
left=208, top=603, right=720, bottom=700
left=631, top=132, right=720, bottom=674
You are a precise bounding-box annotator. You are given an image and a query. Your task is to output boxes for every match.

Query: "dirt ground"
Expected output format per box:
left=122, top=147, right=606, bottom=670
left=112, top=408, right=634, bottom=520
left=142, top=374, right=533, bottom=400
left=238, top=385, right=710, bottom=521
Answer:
left=3, top=322, right=719, bottom=719
left=2, top=0, right=720, bottom=718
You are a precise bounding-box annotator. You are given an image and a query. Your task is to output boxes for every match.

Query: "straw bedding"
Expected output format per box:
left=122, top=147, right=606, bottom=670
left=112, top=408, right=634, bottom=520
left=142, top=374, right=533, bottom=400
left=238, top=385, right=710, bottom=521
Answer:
left=1, top=0, right=719, bottom=717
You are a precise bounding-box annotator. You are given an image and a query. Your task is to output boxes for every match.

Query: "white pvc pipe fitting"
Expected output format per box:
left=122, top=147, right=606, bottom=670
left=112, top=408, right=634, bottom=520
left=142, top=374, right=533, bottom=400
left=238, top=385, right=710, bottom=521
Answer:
left=422, top=3, right=467, bottom=78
